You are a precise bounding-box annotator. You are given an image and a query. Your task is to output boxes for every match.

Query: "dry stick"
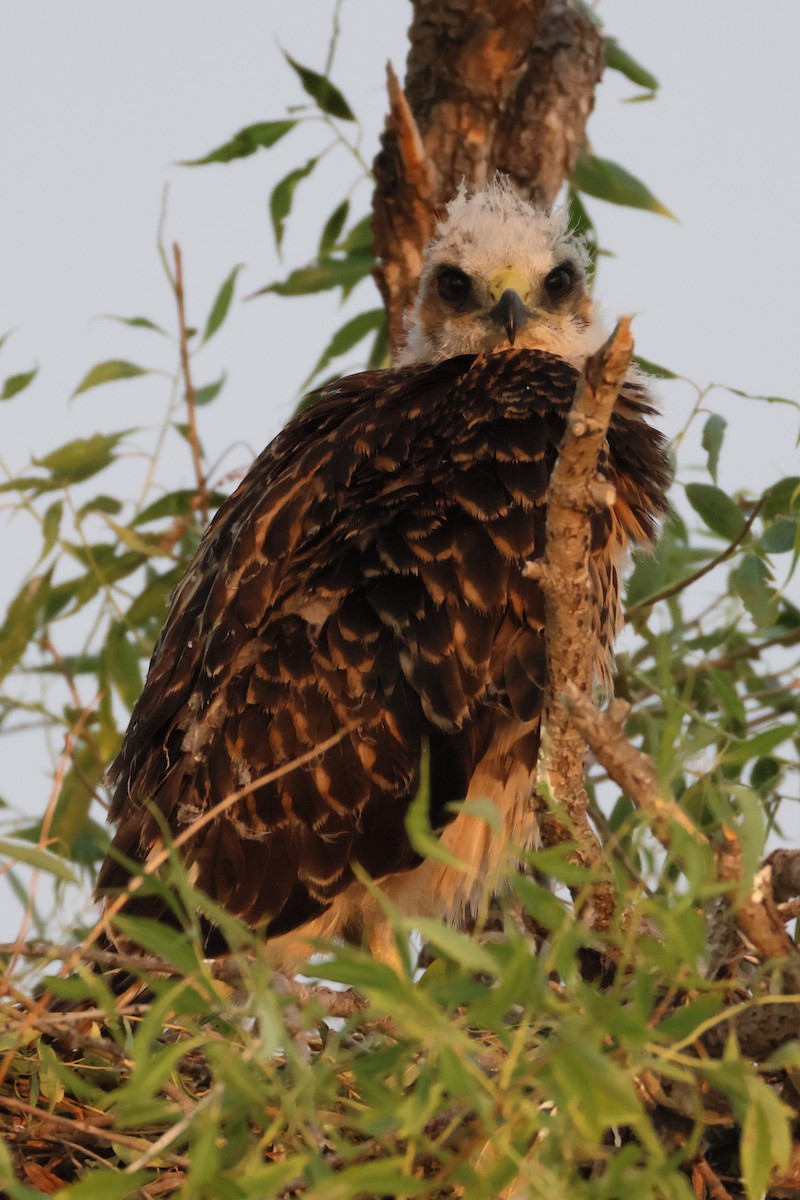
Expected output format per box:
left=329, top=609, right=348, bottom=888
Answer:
left=0, top=1094, right=189, bottom=1168
left=172, top=243, right=209, bottom=525
left=0, top=725, right=355, bottom=1090
left=562, top=686, right=704, bottom=848
left=528, top=317, right=635, bottom=931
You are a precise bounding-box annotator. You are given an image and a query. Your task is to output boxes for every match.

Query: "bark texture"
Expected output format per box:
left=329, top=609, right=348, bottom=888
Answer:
left=373, top=0, right=604, bottom=356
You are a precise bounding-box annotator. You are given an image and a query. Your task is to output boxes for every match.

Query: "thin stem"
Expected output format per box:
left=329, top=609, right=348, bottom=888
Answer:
left=172, top=243, right=209, bottom=525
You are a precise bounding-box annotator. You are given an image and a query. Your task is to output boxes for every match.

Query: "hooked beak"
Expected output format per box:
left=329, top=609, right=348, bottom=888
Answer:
left=488, top=267, right=532, bottom=346
left=490, top=288, right=530, bottom=346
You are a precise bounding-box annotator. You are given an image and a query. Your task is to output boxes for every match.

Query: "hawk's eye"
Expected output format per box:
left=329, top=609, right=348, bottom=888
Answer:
left=436, top=266, right=473, bottom=307
left=543, top=264, right=575, bottom=300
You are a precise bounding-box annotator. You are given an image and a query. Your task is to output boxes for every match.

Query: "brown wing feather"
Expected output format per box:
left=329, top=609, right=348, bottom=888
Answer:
left=98, top=350, right=669, bottom=947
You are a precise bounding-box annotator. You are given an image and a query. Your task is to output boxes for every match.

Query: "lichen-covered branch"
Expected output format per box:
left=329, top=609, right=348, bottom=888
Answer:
left=373, top=0, right=604, bottom=356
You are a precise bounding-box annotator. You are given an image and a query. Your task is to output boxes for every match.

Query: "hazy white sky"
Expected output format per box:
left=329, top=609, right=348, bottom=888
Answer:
left=0, top=2, right=798, bottom=937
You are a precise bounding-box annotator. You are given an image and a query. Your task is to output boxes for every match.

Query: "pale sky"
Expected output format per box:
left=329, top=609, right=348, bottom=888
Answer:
left=1, top=2, right=798, bottom=939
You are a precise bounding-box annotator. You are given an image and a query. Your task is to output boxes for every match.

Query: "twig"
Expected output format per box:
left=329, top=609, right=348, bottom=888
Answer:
left=530, top=317, right=635, bottom=930
left=172, top=243, right=209, bottom=525
left=0, top=1094, right=189, bottom=1167
left=562, top=685, right=704, bottom=849
left=693, top=1156, right=736, bottom=1200
left=625, top=497, right=764, bottom=617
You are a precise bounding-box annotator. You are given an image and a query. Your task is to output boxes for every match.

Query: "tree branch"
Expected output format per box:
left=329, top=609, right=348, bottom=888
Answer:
left=530, top=317, right=635, bottom=930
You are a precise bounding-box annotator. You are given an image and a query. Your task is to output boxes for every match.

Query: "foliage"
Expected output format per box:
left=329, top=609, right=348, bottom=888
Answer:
left=1, top=7, right=800, bottom=1199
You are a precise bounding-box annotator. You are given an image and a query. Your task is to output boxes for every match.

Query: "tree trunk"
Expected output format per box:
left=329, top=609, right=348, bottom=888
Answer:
left=372, top=0, right=604, bottom=357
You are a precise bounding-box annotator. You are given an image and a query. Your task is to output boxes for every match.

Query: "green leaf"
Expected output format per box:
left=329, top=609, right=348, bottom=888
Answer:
left=760, top=516, right=797, bottom=554
left=633, top=355, right=678, bottom=380
left=253, top=255, right=374, bottom=299
left=202, top=264, right=243, bottom=343
left=0, top=572, right=52, bottom=682
left=604, top=38, right=659, bottom=91
left=53, top=1170, right=154, bottom=1199
left=685, top=483, right=746, bottom=540
left=39, top=500, right=63, bottom=562
left=724, top=724, right=793, bottom=766
left=305, top=308, right=385, bottom=385
left=731, top=552, right=779, bottom=626
left=270, top=158, right=318, bottom=253
left=740, top=1077, right=791, bottom=1200
left=101, top=625, right=143, bottom=707
left=0, top=838, right=78, bottom=884
left=194, top=372, right=227, bottom=407
left=182, top=119, right=296, bottom=165
left=112, top=914, right=203, bottom=974
left=35, top=430, right=133, bottom=484
left=763, top=476, right=800, bottom=521
left=284, top=52, right=355, bottom=120
left=573, top=150, right=675, bottom=219
left=103, top=314, right=168, bottom=335
left=701, top=413, right=727, bottom=483
left=318, top=198, right=350, bottom=255
left=71, top=359, right=149, bottom=398
left=409, top=918, right=497, bottom=975
left=1, top=366, right=37, bottom=400
left=341, top=213, right=373, bottom=254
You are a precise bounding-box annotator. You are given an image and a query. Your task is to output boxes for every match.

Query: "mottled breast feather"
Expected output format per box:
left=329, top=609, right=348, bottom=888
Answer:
left=98, top=349, right=670, bottom=949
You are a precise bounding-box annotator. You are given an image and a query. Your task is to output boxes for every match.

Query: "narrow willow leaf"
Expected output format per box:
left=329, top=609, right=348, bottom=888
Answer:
left=253, top=256, right=373, bottom=298
left=305, top=308, right=385, bottom=385
left=342, top=213, right=373, bottom=253
left=202, top=264, right=244, bottom=343
left=633, top=354, right=678, bottom=380
left=103, top=314, right=169, bottom=335
left=284, top=52, right=355, bottom=120
left=101, top=516, right=166, bottom=557
left=0, top=571, right=52, bottom=682
left=111, top=915, right=202, bottom=973
left=1, top=366, right=37, bottom=400
left=731, top=552, right=779, bottom=626
left=56, top=1170, right=155, bottom=1199
left=740, top=1078, right=791, bottom=1200
left=701, top=413, right=727, bottom=483
left=35, top=430, right=133, bottom=483
left=194, top=372, right=227, bottom=406
left=604, top=38, right=659, bottom=90
left=318, top=198, right=350, bottom=255
left=573, top=150, right=675, bottom=219
left=71, top=359, right=149, bottom=398
left=182, top=119, right=296, bottom=165
left=724, top=724, right=792, bottom=766
left=39, top=500, right=63, bottom=562
left=0, top=838, right=78, bottom=884
left=270, top=158, right=318, bottom=253
left=685, top=483, right=746, bottom=540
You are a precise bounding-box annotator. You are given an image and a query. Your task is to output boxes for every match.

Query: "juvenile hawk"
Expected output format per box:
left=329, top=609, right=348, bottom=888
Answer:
left=98, top=180, right=670, bottom=962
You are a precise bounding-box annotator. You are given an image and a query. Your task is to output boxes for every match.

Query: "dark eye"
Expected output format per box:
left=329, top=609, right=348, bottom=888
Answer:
left=436, top=266, right=473, bottom=307
left=543, top=264, right=575, bottom=300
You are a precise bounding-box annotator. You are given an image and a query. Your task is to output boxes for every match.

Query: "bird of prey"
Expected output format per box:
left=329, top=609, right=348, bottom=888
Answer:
left=98, top=179, right=670, bottom=964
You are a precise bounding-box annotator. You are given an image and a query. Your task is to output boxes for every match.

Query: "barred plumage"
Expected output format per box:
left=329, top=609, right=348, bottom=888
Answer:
left=98, top=182, right=670, bottom=962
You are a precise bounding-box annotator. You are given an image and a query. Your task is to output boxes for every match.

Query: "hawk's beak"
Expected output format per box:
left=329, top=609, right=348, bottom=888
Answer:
left=488, top=268, right=532, bottom=346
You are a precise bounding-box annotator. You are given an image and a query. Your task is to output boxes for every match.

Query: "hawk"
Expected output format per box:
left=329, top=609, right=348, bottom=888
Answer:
left=98, top=180, right=670, bottom=964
